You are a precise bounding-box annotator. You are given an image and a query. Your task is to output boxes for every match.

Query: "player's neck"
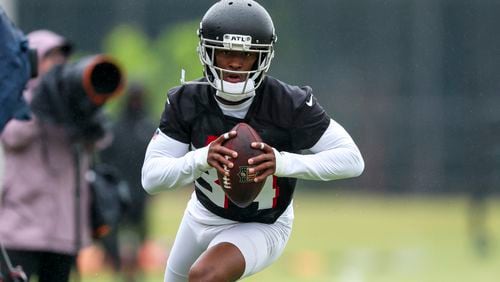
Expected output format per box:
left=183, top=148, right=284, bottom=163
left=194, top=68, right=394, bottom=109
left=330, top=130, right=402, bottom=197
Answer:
left=215, top=95, right=253, bottom=119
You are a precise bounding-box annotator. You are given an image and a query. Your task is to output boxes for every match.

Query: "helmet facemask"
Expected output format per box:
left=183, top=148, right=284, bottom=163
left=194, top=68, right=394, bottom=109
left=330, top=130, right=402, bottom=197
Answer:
left=198, top=32, right=275, bottom=97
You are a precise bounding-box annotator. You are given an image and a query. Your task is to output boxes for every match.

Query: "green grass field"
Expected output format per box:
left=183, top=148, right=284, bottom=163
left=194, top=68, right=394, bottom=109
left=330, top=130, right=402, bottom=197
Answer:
left=81, top=189, right=500, bottom=282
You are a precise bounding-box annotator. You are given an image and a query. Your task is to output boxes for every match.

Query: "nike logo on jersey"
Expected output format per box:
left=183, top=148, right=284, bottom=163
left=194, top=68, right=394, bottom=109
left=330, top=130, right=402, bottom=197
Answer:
left=306, top=94, right=313, bottom=107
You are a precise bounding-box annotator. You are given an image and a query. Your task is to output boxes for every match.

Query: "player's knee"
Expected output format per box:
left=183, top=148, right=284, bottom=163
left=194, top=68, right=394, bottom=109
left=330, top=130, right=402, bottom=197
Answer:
left=188, top=263, right=227, bottom=282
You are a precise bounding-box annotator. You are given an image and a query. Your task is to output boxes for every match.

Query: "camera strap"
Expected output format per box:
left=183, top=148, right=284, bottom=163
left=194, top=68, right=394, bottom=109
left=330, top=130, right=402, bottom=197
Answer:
left=0, top=242, right=13, bottom=272
left=0, top=242, right=27, bottom=282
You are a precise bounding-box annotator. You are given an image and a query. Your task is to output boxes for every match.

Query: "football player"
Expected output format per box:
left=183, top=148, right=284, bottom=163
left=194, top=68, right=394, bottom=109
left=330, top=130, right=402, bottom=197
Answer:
left=141, top=1, right=365, bottom=281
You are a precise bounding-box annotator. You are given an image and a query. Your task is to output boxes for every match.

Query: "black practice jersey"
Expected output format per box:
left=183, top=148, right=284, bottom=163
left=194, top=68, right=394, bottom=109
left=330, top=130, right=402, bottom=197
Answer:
left=159, top=76, right=330, bottom=223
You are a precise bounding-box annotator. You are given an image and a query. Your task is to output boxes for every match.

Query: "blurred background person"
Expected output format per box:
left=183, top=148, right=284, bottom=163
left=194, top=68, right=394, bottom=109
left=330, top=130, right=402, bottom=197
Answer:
left=0, top=30, right=98, bottom=282
left=0, top=7, right=35, bottom=215
left=100, top=82, right=156, bottom=282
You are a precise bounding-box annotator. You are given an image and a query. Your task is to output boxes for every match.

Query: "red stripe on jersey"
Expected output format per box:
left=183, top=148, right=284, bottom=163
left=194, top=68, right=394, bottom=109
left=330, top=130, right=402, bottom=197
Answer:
left=205, top=135, right=218, bottom=146
left=224, top=195, right=229, bottom=209
left=272, top=176, right=279, bottom=208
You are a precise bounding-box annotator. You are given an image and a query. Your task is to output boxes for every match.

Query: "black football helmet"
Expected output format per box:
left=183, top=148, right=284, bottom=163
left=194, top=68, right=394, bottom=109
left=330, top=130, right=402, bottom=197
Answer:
left=197, top=0, right=277, bottom=96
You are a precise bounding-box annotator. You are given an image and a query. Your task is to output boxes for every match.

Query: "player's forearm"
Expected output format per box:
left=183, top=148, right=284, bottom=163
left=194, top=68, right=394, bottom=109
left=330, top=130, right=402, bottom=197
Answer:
left=274, top=118, right=364, bottom=181
left=274, top=146, right=364, bottom=180
left=142, top=148, right=209, bottom=193
left=141, top=130, right=210, bottom=194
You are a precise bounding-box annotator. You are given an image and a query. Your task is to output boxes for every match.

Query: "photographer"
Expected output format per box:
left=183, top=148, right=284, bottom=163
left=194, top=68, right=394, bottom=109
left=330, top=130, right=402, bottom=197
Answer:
left=0, top=30, right=98, bottom=282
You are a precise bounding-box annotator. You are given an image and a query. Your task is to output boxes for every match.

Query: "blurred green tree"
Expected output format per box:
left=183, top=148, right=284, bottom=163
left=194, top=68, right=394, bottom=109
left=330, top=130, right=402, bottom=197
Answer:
left=102, top=21, right=201, bottom=119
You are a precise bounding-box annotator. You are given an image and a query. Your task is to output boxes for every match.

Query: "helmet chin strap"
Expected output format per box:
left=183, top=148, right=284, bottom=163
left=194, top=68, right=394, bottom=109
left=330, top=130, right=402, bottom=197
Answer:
left=215, top=78, right=256, bottom=102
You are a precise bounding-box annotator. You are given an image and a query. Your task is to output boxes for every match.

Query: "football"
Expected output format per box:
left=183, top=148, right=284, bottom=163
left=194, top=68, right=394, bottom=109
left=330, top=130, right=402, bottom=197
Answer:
left=217, top=123, right=265, bottom=208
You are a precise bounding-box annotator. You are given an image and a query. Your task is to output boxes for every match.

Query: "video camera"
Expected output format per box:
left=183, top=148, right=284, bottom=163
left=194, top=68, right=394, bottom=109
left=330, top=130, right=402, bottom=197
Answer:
left=31, top=55, right=125, bottom=142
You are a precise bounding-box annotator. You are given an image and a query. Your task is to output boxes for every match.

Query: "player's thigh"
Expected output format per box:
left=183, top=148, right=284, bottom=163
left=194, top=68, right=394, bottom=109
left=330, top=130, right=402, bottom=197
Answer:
left=164, top=213, right=210, bottom=282
left=209, top=221, right=292, bottom=278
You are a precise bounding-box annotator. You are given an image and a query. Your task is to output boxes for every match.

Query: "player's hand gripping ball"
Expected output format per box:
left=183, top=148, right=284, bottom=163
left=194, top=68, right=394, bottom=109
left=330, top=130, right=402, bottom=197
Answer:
left=217, top=123, right=266, bottom=208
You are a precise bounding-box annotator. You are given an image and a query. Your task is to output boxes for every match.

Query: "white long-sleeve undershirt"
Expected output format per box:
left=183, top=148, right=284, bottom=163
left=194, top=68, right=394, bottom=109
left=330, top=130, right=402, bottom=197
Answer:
left=141, top=119, right=364, bottom=194
left=273, top=119, right=364, bottom=180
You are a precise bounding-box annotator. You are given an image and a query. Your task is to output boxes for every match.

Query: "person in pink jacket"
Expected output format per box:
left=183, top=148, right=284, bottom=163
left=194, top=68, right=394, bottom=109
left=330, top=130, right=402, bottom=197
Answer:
left=0, top=30, right=93, bottom=282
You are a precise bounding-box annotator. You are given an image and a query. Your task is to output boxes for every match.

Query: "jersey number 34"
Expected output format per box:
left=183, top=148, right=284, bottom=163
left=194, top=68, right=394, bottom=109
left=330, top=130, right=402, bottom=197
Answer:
left=197, top=169, right=279, bottom=210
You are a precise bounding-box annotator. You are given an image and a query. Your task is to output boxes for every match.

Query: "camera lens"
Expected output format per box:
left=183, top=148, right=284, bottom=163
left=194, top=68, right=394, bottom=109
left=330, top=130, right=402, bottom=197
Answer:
left=90, top=62, right=121, bottom=94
